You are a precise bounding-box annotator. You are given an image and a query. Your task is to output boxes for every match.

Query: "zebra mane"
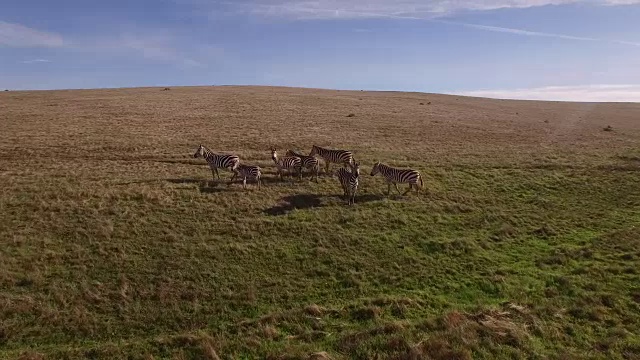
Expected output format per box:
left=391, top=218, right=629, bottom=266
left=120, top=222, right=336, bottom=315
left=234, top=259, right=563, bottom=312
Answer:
left=201, top=145, right=214, bottom=156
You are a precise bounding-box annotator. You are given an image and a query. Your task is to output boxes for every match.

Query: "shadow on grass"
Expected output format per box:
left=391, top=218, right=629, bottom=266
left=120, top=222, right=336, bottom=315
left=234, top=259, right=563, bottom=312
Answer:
left=166, top=178, right=206, bottom=185
left=331, top=193, right=385, bottom=205
left=155, top=159, right=204, bottom=166
left=264, top=194, right=325, bottom=216
left=353, top=194, right=385, bottom=203
left=166, top=178, right=229, bottom=193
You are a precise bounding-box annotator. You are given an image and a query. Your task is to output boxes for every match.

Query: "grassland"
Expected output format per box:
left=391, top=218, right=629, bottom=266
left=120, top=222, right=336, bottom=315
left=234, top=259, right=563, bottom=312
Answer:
left=1, top=86, right=639, bottom=359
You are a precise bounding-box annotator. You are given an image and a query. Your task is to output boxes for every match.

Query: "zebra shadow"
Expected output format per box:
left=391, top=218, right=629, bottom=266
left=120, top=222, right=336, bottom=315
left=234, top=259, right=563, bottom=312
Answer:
left=166, top=178, right=229, bottom=193
left=331, top=193, right=385, bottom=204
left=166, top=178, right=206, bottom=185
left=155, top=159, right=205, bottom=166
left=263, top=194, right=325, bottom=216
left=351, top=193, right=385, bottom=203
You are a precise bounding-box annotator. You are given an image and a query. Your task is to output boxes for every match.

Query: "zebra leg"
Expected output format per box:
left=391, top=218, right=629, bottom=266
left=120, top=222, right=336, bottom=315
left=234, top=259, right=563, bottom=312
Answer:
left=242, top=177, right=247, bottom=190
left=387, top=183, right=391, bottom=195
left=210, top=168, right=217, bottom=182
left=402, top=184, right=412, bottom=196
left=314, top=166, right=319, bottom=183
left=351, top=186, right=357, bottom=205
left=394, top=183, right=402, bottom=194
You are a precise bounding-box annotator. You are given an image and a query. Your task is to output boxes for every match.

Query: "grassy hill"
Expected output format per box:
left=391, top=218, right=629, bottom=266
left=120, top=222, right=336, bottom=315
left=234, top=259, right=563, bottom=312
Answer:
left=1, top=86, right=639, bottom=359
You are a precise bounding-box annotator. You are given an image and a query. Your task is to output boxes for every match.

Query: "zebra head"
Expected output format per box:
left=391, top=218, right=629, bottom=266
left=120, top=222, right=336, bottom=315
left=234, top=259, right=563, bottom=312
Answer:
left=286, top=149, right=302, bottom=158
left=270, top=148, right=278, bottom=162
left=352, top=162, right=360, bottom=177
left=308, top=145, right=319, bottom=157
left=193, top=144, right=205, bottom=158
left=370, top=161, right=381, bottom=176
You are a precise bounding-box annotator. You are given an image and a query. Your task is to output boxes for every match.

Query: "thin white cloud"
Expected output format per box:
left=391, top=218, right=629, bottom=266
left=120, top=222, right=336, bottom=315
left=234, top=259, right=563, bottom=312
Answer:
left=215, top=0, right=639, bottom=20
left=0, top=21, right=64, bottom=47
left=0, top=20, right=213, bottom=68
left=120, top=35, right=201, bottom=67
left=434, top=20, right=640, bottom=46
left=206, top=1, right=640, bottom=47
left=436, top=20, right=597, bottom=41
left=454, top=84, right=640, bottom=102
left=82, top=33, right=211, bottom=68
left=21, top=59, right=51, bottom=64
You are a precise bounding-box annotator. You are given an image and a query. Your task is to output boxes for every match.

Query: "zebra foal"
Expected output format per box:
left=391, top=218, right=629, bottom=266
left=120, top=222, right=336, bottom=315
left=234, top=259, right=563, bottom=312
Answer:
left=193, top=144, right=240, bottom=183
left=271, top=148, right=303, bottom=182
left=335, top=162, right=360, bottom=205
left=308, top=145, right=354, bottom=175
left=286, top=149, right=320, bottom=182
left=232, top=164, right=263, bottom=189
left=370, top=162, right=423, bottom=195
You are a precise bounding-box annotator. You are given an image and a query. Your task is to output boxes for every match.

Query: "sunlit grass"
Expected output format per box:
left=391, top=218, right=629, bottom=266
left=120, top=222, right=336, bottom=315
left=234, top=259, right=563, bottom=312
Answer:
left=1, top=86, right=639, bottom=359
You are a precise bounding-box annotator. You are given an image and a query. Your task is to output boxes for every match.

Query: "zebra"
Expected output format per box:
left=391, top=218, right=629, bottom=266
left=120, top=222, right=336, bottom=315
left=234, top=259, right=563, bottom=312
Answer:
left=308, top=145, right=354, bottom=175
left=231, top=164, right=262, bottom=190
left=193, top=144, right=240, bottom=183
left=286, top=149, right=320, bottom=182
left=271, top=148, right=302, bottom=181
left=335, top=162, right=360, bottom=205
left=370, top=162, right=424, bottom=195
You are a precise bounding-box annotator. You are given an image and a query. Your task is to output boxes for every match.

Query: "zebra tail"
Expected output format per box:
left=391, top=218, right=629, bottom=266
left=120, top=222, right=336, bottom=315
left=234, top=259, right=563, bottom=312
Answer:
left=419, top=175, right=424, bottom=190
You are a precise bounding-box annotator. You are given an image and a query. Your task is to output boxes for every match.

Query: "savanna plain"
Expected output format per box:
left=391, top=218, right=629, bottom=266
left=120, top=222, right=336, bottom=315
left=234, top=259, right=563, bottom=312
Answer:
left=1, top=86, right=639, bottom=359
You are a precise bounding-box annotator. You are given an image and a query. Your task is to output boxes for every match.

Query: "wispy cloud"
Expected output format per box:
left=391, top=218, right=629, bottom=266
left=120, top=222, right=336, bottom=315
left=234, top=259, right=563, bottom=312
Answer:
left=21, top=59, right=51, bottom=64
left=0, top=20, right=214, bottom=68
left=454, top=84, right=640, bottom=102
left=205, top=0, right=640, bottom=47
left=214, top=0, right=640, bottom=20
left=0, top=21, right=64, bottom=47
left=73, top=32, right=218, bottom=68
left=117, top=34, right=203, bottom=67
left=434, top=20, right=640, bottom=46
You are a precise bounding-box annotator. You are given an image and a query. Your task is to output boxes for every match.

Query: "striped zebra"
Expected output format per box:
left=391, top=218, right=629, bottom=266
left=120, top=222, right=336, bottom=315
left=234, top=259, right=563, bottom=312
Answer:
left=370, top=162, right=424, bottom=195
left=286, top=149, right=320, bottom=182
left=271, top=148, right=302, bottom=181
left=232, top=164, right=262, bottom=189
left=335, top=162, right=360, bottom=205
left=308, top=145, right=354, bottom=174
left=193, top=144, right=240, bottom=182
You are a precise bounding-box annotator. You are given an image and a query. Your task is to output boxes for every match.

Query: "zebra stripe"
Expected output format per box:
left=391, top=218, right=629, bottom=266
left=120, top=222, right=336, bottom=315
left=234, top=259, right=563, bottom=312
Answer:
left=286, top=149, right=320, bottom=182
left=336, top=162, right=360, bottom=205
left=271, top=149, right=303, bottom=181
left=370, top=162, right=423, bottom=195
left=232, top=164, right=262, bottom=189
left=308, top=145, right=354, bottom=174
left=194, top=144, right=240, bottom=181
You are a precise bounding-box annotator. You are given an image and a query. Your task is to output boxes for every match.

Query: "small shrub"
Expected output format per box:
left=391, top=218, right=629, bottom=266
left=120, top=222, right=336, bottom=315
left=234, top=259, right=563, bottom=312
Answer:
left=603, top=125, right=613, bottom=131
left=351, top=306, right=382, bottom=321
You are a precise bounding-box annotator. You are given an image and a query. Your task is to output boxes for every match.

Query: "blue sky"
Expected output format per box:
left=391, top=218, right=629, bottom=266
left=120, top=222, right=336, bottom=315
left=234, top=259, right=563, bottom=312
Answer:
left=1, top=0, right=640, bottom=101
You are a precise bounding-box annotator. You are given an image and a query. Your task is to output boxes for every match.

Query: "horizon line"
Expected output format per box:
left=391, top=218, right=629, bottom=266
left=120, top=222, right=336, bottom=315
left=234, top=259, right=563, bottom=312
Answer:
left=2, top=83, right=639, bottom=104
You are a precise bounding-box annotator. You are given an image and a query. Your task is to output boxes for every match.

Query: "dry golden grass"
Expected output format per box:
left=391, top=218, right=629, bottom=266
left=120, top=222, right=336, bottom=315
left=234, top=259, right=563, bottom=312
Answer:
left=1, top=85, right=639, bottom=359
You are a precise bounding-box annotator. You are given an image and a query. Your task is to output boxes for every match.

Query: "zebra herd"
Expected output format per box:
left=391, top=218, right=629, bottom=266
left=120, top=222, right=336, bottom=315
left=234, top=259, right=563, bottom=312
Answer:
left=193, top=144, right=424, bottom=205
